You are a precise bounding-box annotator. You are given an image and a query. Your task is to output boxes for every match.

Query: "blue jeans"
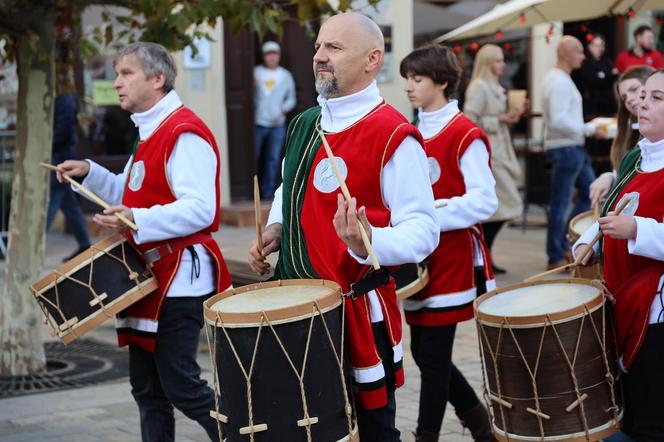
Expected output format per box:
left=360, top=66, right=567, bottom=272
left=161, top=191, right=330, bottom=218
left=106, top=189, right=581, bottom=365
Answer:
left=47, top=176, right=91, bottom=249
left=546, top=146, right=595, bottom=264
left=129, top=294, right=219, bottom=442
left=255, top=125, right=286, bottom=198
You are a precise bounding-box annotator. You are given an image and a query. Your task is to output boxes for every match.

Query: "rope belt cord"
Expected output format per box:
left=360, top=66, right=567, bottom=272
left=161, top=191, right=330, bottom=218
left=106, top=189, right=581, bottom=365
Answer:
left=207, top=297, right=354, bottom=441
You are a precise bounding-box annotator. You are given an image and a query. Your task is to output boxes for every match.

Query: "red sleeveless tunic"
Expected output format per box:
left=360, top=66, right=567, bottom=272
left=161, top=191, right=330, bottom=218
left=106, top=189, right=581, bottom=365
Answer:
left=404, top=113, right=493, bottom=327
left=299, top=102, right=423, bottom=409
left=119, top=106, right=231, bottom=352
left=603, top=166, right=664, bottom=369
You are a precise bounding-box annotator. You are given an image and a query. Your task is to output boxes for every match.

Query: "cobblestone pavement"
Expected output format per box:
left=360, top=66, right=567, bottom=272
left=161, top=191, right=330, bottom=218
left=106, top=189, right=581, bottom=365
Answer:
left=0, top=214, right=553, bottom=441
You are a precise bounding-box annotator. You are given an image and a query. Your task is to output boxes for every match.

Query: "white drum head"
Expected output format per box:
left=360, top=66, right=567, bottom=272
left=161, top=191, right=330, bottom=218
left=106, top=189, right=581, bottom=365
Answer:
left=570, top=212, right=595, bottom=236
left=211, top=285, right=337, bottom=314
left=477, top=283, right=599, bottom=317
left=205, top=280, right=342, bottom=327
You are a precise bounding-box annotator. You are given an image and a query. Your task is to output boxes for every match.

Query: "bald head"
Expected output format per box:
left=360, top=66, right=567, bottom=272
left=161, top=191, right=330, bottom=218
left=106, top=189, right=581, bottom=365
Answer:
left=556, top=35, right=585, bottom=73
left=313, top=12, right=385, bottom=98
left=323, top=12, right=385, bottom=52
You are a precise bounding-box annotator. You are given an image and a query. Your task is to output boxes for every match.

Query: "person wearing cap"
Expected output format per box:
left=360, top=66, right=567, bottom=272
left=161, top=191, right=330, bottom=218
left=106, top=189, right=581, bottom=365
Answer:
left=254, top=41, right=296, bottom=198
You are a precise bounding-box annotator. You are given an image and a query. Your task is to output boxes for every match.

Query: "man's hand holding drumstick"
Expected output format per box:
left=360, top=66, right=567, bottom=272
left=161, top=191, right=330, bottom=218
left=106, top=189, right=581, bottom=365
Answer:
left=52, top=159, right=135, bottom=232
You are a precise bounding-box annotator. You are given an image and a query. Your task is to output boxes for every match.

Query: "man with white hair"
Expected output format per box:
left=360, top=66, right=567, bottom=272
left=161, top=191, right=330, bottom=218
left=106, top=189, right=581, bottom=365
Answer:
left=254, top=40, right=296, bottom=198
left=249, top=12, right=439, bottom=441
left=57, top=42, right=231, bottom=442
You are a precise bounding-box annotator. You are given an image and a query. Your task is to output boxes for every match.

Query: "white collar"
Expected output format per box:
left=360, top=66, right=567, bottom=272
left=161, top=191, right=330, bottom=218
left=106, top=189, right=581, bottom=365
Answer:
left=130, top=90, right=182, bottom=140
left=638, top=137, right=664, bottom=172
left=317, top=81, right=383, bottom=132
left=417, top=100, right=460, bottom=139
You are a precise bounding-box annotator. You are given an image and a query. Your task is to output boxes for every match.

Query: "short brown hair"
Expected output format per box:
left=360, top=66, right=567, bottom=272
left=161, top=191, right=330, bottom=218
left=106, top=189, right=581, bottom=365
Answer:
left=400, top=44, right=461, bottom=98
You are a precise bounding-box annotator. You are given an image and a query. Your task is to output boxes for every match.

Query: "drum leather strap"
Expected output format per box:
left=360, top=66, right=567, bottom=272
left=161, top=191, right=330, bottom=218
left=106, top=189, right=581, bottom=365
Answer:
left=344, top=268, right=391, bottom=299
left=141, top=232, right=212, bottom=265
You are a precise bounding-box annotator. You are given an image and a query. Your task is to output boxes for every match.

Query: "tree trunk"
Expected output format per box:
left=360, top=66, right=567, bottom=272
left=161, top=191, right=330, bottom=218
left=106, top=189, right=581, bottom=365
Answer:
left=0, top=11, right=56, bottom=376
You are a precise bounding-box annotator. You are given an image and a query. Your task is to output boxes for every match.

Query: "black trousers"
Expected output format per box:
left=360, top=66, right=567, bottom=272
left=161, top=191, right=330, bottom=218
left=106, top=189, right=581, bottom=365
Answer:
left=356, top=321, right=401, bottom=442
left=482, top=220, right=505, bottom=252
left=410, top=324, right=480, bottom=434
left=623, top=322, right=664, bottom=442
left=129, top=294, right=219, bottom=442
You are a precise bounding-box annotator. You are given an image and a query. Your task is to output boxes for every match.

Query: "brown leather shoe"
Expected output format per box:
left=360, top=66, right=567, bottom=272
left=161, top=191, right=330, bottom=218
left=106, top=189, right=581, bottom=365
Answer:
left=455, top=403, right=497, bottom=442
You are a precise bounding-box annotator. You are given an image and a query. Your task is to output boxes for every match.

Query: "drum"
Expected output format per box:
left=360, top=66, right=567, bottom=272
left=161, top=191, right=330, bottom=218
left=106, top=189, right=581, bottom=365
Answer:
left=204, top=279, right=358, bottom=442
left=474, top=278, right=622, bottom=442
left=393, top=262, right=429, bottom=300
left=31, top=234, right=157, bottom=344
left=568, top=210, right=601, bottom=279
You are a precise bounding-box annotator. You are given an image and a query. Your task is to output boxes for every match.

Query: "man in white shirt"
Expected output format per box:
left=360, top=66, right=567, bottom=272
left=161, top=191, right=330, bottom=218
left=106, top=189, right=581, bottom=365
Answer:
left=57, top=42, right=230, bottom=442
left=249, top=12, right=438, bottom=442
left=542, top=36, right=605, bottom=269
left=254, top=41, right=296, bottom=198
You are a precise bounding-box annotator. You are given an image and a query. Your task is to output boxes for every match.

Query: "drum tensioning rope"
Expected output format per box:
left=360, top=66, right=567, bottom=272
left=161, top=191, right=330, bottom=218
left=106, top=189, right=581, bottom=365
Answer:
left=35, top=241, right=148, bottom=339
left=206, top=299, right=354, bottom=442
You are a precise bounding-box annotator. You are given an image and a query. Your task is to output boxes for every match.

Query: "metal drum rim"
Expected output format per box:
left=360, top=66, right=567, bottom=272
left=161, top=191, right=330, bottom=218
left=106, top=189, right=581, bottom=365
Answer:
left=203, top=279, right=343, bottom=328
left=473, top=277, right=606, bottom=327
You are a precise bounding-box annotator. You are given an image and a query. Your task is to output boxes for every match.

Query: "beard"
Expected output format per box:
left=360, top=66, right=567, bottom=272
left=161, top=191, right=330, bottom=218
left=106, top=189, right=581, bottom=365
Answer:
left=315, top=64, right=339, bottom=98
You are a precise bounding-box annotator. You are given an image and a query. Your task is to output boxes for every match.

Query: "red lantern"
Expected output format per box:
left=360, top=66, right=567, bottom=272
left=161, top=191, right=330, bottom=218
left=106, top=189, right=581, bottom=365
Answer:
left=496, top=31, right=504, bottom=41
left=580, top=24, right=588, bottom=33
left=504, top=42, right=512, bottom=51
left=453, top=43, right=462, bottom=53
left=586, top=33, right=594, bottom=42
left=628, top=8, right=637, bottom=19
left=519, top=13, right=526, bottom=24
left=470, top=41, right=480, bottom=51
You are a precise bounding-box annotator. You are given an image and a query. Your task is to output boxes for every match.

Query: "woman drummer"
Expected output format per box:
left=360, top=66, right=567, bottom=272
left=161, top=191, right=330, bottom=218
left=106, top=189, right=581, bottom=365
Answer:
left=399, top=44, right=498, bottom=442
left=589, top=66, right=654, bottom=207
left=575, top=69, right=664, bottom=440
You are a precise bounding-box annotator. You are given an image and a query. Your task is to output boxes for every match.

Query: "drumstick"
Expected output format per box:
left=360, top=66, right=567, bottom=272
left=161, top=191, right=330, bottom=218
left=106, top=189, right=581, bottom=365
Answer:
left=253, top=175, right=264, bottom=254
left=524, top=262, right=579, bottom=282
left=316, top=128, right=380, bottom=270
left=574, top=196, right=631, bottom=266
left=525, top=198, right=633, bottom=283
left=40, top=162, right=138, bottom=231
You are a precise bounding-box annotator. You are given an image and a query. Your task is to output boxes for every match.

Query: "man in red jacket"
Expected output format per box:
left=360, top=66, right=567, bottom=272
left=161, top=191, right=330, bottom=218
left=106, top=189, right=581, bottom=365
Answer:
left=615, top=25, right=664, bottom=73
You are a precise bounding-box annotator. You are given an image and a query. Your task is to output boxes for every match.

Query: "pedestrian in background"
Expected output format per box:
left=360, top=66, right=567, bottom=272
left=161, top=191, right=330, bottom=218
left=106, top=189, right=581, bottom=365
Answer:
left=254, top=41, right=296, bottom=199
left=464, top=44, right=523, bottom=274
left=47, top=85, right=91, bottom=261
left=542, top=36, right=605, bottom=269
left=579, top=34, right=616, bottom=117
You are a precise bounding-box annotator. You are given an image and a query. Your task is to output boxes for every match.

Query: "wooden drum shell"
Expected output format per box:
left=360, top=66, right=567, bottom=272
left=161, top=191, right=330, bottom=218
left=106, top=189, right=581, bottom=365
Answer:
left=30, top=234, right=157, bottom=344
left=474, top=278, right=622, bottom=442
left=204, top=279, right=357, bottom=442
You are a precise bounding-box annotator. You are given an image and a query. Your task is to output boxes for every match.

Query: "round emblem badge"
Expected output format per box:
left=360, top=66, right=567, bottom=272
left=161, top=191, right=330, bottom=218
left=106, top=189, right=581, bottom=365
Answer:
left=128, top=160, right=146, bottom=192
left=313, top=157, right=348, bottom=193
left=427, top=157, right=441, bottom=184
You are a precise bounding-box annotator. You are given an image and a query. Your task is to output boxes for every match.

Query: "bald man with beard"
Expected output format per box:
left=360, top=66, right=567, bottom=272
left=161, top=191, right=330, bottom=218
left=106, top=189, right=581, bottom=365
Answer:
left=249, top=12, right=439, bottom=441
left=542, top=35, right=605, bottom=269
